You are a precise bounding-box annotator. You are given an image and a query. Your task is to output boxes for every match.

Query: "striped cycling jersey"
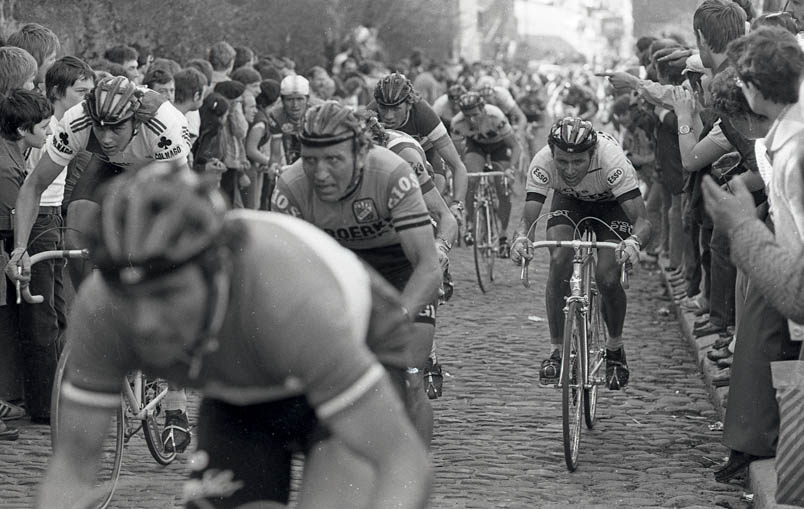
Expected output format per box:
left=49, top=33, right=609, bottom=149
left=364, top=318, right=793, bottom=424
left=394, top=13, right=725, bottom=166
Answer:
left=48, top=91, right=190, bottom=169
left=450, top=104, right=513, bottom=145
left=385, top=129, right=435, bottom=195
left=526, top=130, right=640, bottom=203
left=272, top=145, right=431, bottom=251
left=367, top=100, right=448, bottom=152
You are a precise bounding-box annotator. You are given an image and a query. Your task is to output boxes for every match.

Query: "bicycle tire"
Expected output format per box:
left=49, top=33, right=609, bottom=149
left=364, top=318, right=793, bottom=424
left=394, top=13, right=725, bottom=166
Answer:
left=473, top=204, right=491, bottom=293
left=485, top=186, right=500, bottom=282
left=51, top=341, right=125, bottom=509
left=140, top=377, right=178, bottom=465
left=584, top=260, right=605, bottom=429
left=562, top=301, right=583, bottom=472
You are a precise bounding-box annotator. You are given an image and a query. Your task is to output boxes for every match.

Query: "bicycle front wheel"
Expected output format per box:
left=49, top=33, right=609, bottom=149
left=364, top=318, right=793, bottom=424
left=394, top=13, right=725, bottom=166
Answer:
left=585, top=278, right=606, bottom=429
left=562, top=301, right=584, bottom=472
left=473, top=204, right=492, bottom=293
left=51, top=341, right=124, bottom=509
left=141, top=377, right=178, bottom=465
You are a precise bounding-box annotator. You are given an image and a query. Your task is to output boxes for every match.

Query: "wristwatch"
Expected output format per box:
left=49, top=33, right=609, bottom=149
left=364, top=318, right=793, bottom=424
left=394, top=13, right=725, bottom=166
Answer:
left=678, top=125, right=693, bottom=135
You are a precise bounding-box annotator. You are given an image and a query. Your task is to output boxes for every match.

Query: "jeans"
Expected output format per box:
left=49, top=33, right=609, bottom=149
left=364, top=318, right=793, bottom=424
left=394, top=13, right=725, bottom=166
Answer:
left=682, top=194, right=702, bottom=298
left=668, top=194, right=683, bottom=269
left=708, top=222, right=736, bottom=329
left=645, top=180, right=669, bottom=256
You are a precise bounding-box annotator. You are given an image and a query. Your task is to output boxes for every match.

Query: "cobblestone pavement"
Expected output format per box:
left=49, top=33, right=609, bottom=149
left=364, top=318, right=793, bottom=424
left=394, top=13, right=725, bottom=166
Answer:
left=0, top=181, right=748, bottom=509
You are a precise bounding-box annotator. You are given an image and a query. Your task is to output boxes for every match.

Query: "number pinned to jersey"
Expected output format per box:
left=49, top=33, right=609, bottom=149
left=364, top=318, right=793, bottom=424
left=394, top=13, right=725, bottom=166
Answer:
left=531, top=166, right=550, bottom=185
left=606, top=167, right=624, bottom=186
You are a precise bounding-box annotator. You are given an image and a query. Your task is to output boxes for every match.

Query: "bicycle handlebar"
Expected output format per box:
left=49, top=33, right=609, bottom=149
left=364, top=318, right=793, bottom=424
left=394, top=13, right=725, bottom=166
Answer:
left=519, top=240, right=629, bottom=290
left=466, top=171, right=508, bottom=178
left=19, top=249, right=90, bottom=304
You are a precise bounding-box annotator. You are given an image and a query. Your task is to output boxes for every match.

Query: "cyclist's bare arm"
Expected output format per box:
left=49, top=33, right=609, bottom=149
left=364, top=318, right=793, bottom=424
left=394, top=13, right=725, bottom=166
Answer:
left=423, top=188, right=458, bottom=246
left=268, top=135, right=283, bottom=167
left=310, top=375, right=431, bottom=509
left=13, top=153, right=64, bottom=251
left=37, top=398, right=117, bottom=509
left=432, top=135, right=467, bottom=204
left=397, top=225, right=442, bottom=315
left=519, top=196, right=546, bottom=240
left=619, top=195, right=652, bottom=245
left=502, top=132, right=522, bottom=173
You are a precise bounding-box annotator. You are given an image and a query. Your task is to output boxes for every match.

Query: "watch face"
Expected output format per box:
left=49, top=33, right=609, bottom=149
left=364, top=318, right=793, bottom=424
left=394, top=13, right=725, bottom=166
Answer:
left=678, top=125, right=691, bottom=134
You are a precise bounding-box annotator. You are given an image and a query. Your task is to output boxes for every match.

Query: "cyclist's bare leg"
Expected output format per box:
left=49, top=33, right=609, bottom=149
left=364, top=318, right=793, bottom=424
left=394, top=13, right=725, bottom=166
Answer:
left=595, top=248, right=626, bottom=348
left=64, top=200, right=98, bottom=289
left=433, top=174, right=447, bottom=195
left=545, top=224, right=576, bottom=350
left=493, top=168, right=512, bottom=235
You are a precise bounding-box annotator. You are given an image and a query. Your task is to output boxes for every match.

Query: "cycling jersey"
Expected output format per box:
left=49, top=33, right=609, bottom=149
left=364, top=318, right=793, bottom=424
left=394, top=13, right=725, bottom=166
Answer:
left=48, top=92, right=191, bottom=169
left=62, top=211, right=412, bottom=418
left=450, top=104, right=513, bottom=145
left=431, top=94, right=459, bottom=130
left=367, top=99, right=448, bottom=152
left=385, top=129, right=435, bottom=194
left=272, top=145, right=432, bottom=291
left=482, top=86, right=519, bottom=118
left=526, top=130, right=640, bottom=203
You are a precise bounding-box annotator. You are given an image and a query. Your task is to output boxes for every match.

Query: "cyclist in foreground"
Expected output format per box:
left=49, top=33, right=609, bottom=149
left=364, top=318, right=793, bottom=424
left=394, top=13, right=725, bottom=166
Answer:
left=510, top=117, right=651, bottom=390
left=450, top=91, right=521, bottom=257
left=37, top=168, right=431, bottom=509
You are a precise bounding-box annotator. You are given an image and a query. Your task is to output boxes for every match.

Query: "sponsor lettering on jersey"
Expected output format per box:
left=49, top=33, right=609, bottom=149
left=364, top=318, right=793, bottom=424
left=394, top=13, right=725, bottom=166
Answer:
left=154, top=142, right=183, bottom=161
left=559, top=187, right=613, bottom=201
left=387, top=174, right=420, bottom=209
left=52, top=132, right=73, bottom=155
left=606, top=167, right=624, bottom=186
left=353, top=198, right=379, bottom=223
left=610, top=220, right=633, bottom=235
left=324, top=220, right=393, bottom=242
left=271, top=191, right=302, bottom=217
left=531, top=166, right=550, bottom=185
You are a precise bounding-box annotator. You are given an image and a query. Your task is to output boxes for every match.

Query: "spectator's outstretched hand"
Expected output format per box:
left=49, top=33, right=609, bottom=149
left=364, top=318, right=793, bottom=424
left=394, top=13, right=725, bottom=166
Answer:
left=657, top=48, right=694, bottom=70
left=671, top=86, right=698, bottom=117
left=702, top=175, right=755, bottom=233
left=595, top=71, right=639, bottom=92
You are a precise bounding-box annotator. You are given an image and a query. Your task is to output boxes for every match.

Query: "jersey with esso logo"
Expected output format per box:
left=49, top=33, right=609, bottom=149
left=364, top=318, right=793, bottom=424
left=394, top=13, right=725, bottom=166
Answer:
left=526, top=130, right=640, bottom=202
left=450, top=104, right=513, bottom=145
left=47, top=93, right=190, bottom=169
left=272, top=145, right=432, bottom=252
left=384, top=129, right=435, bottom=195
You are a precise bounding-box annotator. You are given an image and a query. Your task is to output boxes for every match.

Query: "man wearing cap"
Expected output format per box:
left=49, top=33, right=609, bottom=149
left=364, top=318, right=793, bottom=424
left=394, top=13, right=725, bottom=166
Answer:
left=266, top=74, right=321, bottom=169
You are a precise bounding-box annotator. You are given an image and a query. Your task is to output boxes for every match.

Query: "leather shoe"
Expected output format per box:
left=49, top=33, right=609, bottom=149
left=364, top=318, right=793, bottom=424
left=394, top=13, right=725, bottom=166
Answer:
left=712, top=375, right=730, bottom=388
left=707, top=348, right=732, bottom=362
left=694, top=318, right=709, bottom=328
left=694, top=324, right=725, bottom=337
left=712, top=336, right=733, bottom=350
left=694, top=307, right=709, bottom=317
left=714, top=451, right=767, bottom=483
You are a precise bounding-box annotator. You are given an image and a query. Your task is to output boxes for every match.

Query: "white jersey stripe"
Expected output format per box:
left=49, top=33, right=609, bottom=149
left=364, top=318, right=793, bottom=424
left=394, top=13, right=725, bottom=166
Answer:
left=317, top=363, right=385, bottom=419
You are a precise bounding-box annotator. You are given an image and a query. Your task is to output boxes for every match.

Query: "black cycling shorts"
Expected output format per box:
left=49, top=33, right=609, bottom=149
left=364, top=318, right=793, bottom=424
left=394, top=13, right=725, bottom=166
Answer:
left=465, top=139, right=511, bottom=162
left=184, top=396, right=326, bottom=508
left=547, top=193, right=633, bottom=241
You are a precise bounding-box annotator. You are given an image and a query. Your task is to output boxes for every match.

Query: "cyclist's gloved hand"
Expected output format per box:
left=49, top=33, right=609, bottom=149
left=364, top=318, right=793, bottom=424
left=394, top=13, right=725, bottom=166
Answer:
left=616, top=236, right=641, bottom=267
left=510, top=236, right=532, bottom=265
left=448, top=201, right=464, bottom=224
left=5, top=247, right=31, bottom=285
left=435, top=238, right=451, bottom=272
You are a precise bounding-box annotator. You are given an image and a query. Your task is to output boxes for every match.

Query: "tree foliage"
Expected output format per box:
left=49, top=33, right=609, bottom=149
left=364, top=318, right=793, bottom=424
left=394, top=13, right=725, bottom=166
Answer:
left=2, top=0, right=458, bottom=70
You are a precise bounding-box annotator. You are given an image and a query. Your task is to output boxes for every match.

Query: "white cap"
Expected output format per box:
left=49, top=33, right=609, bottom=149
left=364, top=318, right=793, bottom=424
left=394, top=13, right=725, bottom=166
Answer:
left=280, top=75, right=309, bottom=96
left=681, top=54, right=705, bottom=76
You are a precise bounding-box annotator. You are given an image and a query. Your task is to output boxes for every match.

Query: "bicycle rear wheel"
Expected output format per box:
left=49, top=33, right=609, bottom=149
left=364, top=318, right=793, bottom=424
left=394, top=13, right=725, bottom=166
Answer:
left=473, top=203, right=492, bottom=293
left=562, top=301, right=584, bottom=472
left=140, top=377, right=178, bottom=465
left=51, top=341, right=124, bottom=509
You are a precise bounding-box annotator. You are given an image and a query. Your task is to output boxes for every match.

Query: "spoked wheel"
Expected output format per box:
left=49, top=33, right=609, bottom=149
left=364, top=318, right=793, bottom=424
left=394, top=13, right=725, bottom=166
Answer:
left=141, top=378, right=178, bottom=465
left=585, top=279, right=606, bottom=429
left=473, top=204, right=493, bottom=293
left=51, top=341, right=124, bottom=509
left=562, top=302, right=584, bottom=472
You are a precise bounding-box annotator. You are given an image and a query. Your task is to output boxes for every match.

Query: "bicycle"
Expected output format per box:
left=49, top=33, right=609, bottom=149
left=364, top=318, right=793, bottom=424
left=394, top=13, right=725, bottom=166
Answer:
left=519, top=215, right=629, bottom=471
left=19, top=249, right=183, bottom=509
left=467, top=160, right=509, bottom=293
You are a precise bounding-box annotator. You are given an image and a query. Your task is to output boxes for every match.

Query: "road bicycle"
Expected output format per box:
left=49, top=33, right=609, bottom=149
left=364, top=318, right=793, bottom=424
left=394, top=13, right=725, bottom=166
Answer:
left=519, top=214, right=628, bottom=471
left=19, top=249, right=184, bottom=509
left=467, top=160, right=509, bottom=293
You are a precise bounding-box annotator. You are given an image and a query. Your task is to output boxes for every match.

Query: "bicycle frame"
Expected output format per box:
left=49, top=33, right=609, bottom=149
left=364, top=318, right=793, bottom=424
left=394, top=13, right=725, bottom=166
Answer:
left=121, top=373, right=169, bottom=424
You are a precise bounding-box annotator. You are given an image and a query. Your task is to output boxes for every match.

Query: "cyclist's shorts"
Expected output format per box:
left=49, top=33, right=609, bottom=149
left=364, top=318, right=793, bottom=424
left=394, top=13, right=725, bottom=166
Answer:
left=355, top=245, right=437, bottom=327
left=185, top=396, right=327, bottom=508
left=547, top=193, right=633, bottom=242
left=68, top=154, right=125, bottom=205
left=425, top=147, right=446, bottom=178
left=465, top=139, right=511, bottom=162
